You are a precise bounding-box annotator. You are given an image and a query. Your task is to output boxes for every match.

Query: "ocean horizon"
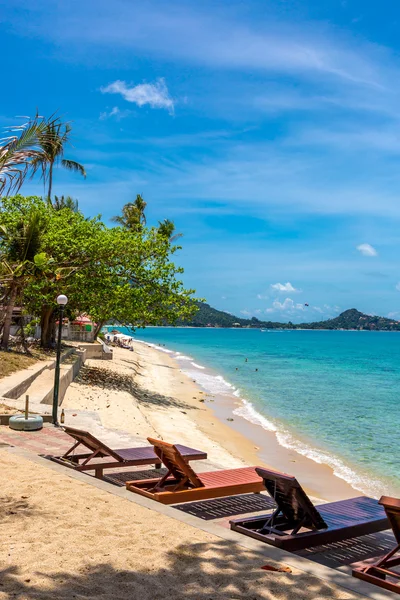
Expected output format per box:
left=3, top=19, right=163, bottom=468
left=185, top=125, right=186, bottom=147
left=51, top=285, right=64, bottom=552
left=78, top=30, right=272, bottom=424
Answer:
left=115, top=326, right=400, bottom=498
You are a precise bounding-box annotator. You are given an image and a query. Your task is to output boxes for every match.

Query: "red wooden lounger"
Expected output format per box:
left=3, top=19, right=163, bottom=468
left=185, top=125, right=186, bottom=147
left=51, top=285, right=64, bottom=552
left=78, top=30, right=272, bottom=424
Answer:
left=125, top=438, right=264, bottom=504
left=51, top=426, right=207, bottom=479
left=353, top=496, right=400, bottom=594
left=230, top=467, right=388, bottom=551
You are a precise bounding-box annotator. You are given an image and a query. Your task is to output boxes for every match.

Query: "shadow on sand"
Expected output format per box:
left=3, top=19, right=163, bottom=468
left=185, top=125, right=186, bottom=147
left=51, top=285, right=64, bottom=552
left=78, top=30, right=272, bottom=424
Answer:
left=74, top=365, right=196, bottom=411
left=0, top=537, right=355, bottom=600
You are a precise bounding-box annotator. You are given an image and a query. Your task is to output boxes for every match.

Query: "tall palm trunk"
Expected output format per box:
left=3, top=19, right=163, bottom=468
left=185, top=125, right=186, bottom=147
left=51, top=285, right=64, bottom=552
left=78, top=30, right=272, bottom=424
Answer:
left=47, top=161, right=54, bottom=204
left=1, top=284, right=18, bottom=350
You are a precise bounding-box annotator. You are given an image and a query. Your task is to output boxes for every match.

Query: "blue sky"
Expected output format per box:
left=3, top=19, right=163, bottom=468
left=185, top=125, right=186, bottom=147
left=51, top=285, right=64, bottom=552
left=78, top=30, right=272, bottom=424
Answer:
left=2, top=0, right=400, bottom=323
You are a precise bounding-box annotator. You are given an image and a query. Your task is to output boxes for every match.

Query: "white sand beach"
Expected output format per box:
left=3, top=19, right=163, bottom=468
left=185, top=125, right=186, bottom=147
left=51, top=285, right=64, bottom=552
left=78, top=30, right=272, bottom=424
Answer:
left=0, top=449, right=362, bottom=600
left=63, top=341, right=358, bottom=501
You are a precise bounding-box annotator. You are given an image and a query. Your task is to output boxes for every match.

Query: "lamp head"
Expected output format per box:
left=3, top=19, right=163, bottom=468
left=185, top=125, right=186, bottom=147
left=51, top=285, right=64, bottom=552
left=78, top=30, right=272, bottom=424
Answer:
left=56, top=294, right=68, bottom=306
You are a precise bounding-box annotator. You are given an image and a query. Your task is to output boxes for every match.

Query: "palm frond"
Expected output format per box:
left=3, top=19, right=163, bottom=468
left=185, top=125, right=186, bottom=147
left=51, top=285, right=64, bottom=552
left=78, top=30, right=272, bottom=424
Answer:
left=61, top=159, right=86, bottom=177
left=0, top=114, right=59, bottom=195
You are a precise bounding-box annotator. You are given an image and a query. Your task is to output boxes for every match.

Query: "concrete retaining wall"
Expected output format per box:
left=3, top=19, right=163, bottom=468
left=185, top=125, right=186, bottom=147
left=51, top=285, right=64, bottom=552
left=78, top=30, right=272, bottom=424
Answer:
left=41, top=349, right=86, bottom=406
left=1, top=362, right=51, bottom=400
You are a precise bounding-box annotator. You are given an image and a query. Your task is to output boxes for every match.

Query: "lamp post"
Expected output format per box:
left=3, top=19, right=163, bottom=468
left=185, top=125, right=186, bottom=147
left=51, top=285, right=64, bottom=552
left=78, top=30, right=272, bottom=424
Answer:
left=52, top=294, right=68, bottom=425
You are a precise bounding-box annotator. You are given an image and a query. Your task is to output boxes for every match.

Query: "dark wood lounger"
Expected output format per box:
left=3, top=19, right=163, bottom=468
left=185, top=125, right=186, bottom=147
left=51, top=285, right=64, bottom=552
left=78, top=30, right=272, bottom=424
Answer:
left=353, top=496, right=400, bottom=594
left=126, top=438, right=264, bottom=504
left=51, top=426, right=207, bottom=479
left=230, top=467, right=388, bottom=551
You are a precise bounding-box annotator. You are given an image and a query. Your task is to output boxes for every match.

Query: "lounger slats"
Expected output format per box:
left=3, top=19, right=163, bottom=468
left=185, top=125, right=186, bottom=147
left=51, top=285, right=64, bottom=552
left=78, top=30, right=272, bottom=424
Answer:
left=200, top=467, right=262, bottom=488
left=125, top=439, right=264, bottom=504
left=319, top=497, right=385, bottom=530
left=114, top=444, right=205, bottom=462
left=230, top=468, right=389, bottom=551
left=51, top=427, right=207, bottom=478
left=352, top=496, right=400, bottom=594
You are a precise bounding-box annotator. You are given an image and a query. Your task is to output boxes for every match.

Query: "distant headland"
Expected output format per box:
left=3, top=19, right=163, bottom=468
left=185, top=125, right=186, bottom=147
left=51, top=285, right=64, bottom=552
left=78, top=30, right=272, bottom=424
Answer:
left=177, top=304, right=400, bottom=331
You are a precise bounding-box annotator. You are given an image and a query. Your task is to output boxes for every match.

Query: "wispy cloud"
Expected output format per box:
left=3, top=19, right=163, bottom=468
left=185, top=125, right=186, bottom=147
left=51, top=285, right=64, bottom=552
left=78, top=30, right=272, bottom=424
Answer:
left=271, top=282, right=301, bottom=292
left=395, top=283, right=400, bottom=292
left=356, top=243, right=378, bottom=257
left=101, top=79, right=174, bottom=113
left=99, top=106, right=132, bottom=121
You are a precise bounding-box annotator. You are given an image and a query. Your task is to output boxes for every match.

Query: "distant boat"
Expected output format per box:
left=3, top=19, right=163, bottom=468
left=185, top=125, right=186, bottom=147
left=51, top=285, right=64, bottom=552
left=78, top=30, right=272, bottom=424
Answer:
left=260, top=329, right=266, bottom=332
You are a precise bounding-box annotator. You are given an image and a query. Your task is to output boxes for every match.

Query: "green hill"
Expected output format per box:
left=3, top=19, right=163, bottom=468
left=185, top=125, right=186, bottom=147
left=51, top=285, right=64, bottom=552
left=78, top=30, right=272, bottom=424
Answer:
left=299, top=308, right=400, bottom=331
left=181, top=304, right=400, bottom=331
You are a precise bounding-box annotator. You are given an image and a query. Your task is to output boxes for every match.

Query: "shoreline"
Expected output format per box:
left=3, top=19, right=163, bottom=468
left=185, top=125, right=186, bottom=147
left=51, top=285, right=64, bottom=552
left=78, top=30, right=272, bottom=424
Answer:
left=129, top=336, right=393, bottom=501
left=135, top=340, right=360, bottom=502
left=99, top=334, right=362, bottom=502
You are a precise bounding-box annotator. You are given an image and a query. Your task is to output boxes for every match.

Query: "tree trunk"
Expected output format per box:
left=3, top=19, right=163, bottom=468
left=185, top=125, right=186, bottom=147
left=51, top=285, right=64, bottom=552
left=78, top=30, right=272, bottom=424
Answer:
left=40, top=306, right=54, bottom=348
left=47, top=162, right=53, bottom=205
left=1, top=284, right=18, bottom=350
left=93, top=319, right=106, bottom=339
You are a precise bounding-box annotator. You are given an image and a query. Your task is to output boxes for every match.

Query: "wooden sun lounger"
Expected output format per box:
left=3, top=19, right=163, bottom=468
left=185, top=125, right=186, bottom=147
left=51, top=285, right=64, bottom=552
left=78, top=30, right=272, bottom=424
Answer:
left=353, top=496, right=400, bottom=594
left=125, top=438, right=264, bottom=504
left=51, top=426, right=207, bottom=479
left=230, top=467, right=388, bottom=551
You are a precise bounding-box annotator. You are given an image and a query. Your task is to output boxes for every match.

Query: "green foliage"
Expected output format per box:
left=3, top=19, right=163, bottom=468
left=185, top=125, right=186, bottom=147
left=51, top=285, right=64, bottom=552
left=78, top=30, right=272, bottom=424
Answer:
left=0, top=195, right=198, bottom=344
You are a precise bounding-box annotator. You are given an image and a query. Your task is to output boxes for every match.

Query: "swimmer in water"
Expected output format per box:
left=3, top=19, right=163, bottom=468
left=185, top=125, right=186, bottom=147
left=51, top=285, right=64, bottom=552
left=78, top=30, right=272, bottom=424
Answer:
left=245, top=358, right=248, bottom=362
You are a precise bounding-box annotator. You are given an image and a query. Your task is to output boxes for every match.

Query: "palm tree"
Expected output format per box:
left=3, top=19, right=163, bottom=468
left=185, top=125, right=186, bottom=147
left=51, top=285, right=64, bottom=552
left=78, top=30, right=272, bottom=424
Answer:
left=0, top=210, right=43, bottom=349
left=32, top=121, right=86, bottom=202
left=52, top=195, right=79, bottom=212
left=112, top=194, right=147, bottom=232
left=0, top=115, right=53, bottom=196
left=157, top=219, right=182, bottom=242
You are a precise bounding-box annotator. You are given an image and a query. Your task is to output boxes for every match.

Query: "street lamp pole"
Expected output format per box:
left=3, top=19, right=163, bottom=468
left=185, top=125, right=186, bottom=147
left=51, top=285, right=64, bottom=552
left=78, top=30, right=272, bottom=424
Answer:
left=52, top=294, right=68, bottom=425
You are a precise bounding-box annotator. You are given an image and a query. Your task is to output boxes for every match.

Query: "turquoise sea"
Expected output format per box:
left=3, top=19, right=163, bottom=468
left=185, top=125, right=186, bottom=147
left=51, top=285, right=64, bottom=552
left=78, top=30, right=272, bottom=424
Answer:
left=117, top=327, right=400, bottom=497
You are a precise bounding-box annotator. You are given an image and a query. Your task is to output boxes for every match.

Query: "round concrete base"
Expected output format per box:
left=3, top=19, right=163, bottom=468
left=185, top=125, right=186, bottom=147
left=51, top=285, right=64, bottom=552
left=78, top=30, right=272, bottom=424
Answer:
left=9, top=415, right=44, bottom=431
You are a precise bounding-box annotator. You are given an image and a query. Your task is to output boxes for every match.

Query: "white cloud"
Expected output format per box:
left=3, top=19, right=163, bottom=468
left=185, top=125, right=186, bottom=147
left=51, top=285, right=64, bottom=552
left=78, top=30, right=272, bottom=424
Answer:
left=266, top=298, right=305, bottom=313
left=240, top=309, right=251, bottom=316
left=256, top=293, right=269, bottom=300
left=101, top=78, right=174, bottom=113
left=99, top=106, right=121, bottom=120
left=395, top=282, right=400, bottom=292
left=356, top=243, right=377, bottom=257
left=271, top=282, right=301, bottom=292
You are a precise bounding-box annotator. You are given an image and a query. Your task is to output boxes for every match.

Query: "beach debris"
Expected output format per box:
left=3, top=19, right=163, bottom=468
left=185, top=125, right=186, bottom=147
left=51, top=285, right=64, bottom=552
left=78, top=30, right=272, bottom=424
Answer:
left=181, top=411, right=187, bottom=414
left=227, top=418, right=234, bottom=421
left=261, top=564, right=292, bottom=573
left=199, top=399, right=205, bottom=403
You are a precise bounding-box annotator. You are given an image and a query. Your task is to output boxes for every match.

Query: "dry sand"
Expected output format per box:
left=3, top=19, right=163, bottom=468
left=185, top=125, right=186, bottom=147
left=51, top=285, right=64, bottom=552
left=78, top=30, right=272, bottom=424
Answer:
left=63, top=341, right=358, bottom=500
left=0, top=449, right=361, bottom=600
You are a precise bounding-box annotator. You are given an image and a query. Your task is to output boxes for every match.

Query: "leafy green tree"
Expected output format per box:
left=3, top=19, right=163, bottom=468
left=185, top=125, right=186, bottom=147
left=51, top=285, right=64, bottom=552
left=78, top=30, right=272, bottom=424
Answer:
left=31, top=121, right=86, bottom=203
left=0, top=204, right=48, bottom=349
left=1, top=195, right=198, bottom=348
